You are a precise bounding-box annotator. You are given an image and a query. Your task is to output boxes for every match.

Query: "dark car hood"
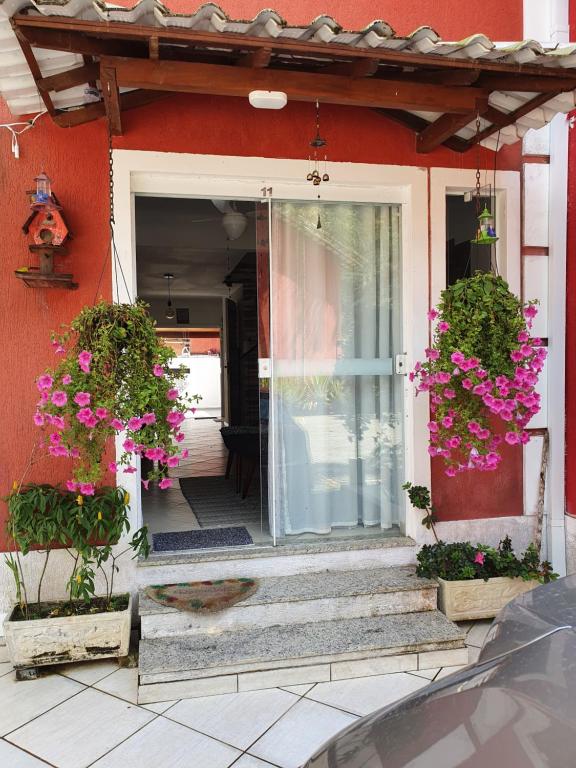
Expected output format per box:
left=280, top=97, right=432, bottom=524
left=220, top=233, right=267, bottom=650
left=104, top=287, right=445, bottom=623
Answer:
left=306, top=576, right=576, bottom=768
left=479, top=575, right=576, bottom=661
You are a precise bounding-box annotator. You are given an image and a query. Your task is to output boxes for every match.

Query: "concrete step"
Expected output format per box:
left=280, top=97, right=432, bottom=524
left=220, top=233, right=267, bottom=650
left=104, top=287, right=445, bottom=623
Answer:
left=139, top=567, right=438, bottom=639
left=138, top=611, right=467, bottom=704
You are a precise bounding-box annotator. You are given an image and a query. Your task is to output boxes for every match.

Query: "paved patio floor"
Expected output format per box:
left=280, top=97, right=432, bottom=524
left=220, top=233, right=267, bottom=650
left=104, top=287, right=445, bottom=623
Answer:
left=0, top=621, right=489, bottom=768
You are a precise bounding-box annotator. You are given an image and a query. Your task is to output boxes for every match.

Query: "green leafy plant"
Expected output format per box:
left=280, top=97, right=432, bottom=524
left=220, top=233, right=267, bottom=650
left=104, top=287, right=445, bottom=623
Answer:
left=416, top=535, right=557, bottom=583
left=411, top=273, right=546, bottom=476
left=35, top=301, right=199, bottom=492
left=5, top=482, right=149, bottom=620
left=403, top=482, right=438, bottom=542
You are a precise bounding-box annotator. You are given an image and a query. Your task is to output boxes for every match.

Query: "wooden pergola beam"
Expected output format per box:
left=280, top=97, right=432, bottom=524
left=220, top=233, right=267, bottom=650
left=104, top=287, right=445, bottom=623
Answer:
left=417, top=101, right=489, bottom=153
left=37, top=63, right=99, bottom=93
left=376, top=108, right=470, bottom=153
left=13, top=27, right=56, bottom=115
left=53, top=90, right=169, bottom=128
left=237, top=47, right=272, bottom=68
left=100, top=56, right=485, bottom=113
left=13, top=14, right=576, bottom=80
left=100, top=64, right=122, bottom=135
left=464, top=90, right=564, bottom=148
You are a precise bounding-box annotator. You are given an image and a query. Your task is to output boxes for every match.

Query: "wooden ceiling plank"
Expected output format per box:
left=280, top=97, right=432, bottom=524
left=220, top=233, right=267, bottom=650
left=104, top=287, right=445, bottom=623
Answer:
left=37, top=62, right=100, bottom=93
left=13, top=24, right=146, bottom=58
left=477, top=73, right=576, bottom=92
left=417, top=100, right=489, bottom=153
left=149, top=36, right=159, bottom=60
left=100, top=64, right=122, bottom=135
left=13, top=15, right=576, bottom=79
left=322, top=58, right=379, bottom=77
left=101, top=56, right=484, bottom=113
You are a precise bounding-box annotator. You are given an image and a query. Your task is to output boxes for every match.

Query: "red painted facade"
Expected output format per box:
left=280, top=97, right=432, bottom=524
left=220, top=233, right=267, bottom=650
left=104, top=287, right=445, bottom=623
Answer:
left=0, top=2, right=524, bottom=549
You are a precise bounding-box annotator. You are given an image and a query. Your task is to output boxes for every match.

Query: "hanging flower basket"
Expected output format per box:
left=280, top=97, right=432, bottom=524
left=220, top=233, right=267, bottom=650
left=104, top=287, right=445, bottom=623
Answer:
left=33, top=301, right=197, bottom=492
left=411, top=273, right=546, bottom=476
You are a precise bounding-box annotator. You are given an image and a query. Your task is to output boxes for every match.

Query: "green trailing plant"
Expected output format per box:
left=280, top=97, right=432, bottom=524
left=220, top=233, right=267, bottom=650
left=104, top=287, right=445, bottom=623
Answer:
left=410, top=273, right=546, bottom=475
left=34, top=301, right=198, bottom=493
left=416, top=535, right=557, bottom=583
left=5, top=482, right=149, bottom=620
left=403, top=482, right=438, bottom=542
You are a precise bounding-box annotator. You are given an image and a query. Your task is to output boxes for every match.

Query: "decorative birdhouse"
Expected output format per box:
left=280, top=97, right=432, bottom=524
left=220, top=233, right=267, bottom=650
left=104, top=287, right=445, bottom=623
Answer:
left=16, top=172, right=77, bottom=289
left=471, top=205, right=498, bottom=246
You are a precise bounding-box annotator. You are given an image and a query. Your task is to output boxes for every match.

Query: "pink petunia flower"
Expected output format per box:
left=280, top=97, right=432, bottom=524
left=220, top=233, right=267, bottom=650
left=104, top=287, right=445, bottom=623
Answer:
left=141, top=479, right=150, bottom=490
left=158, top=477, right=173, bottom=490
left=123, top=439, right=136, bottom=452
left=79, top=483, right=95, bottom=495
left=142, top=412, right=156, bottom=426
left=167, top=388, right=179, bottom=401
left=180, top=449, right=189, bottom=459
left=123, top=466, right=137, bottom=474
left=74, top=392, right=91, bottom=407
left=443, top=388, right=456, bottom=400
left=425, top=348, right=440, bottom=361
left=76, top=407, right=93, bottom=424
left=62, top=374, right=72, bottom=385
left=95, top=407, right=108, bottom=420
left=175, top=432, right=185, bottom=443
left=427, top=309, right=439, bottom=321
left=524, top=305, right=538, bottom=319
left=110, top=418, right=124, bottom=431
left=127, top=416, right=144, bottom=431
left=108, top=462, right=118, bottom=473
left=474, top=551, right=485, bottom=565
left=167, top=410, right=186, bottom=428
left=505, top=431, right=521, bottom=446
left=37, top=374, right=53, bottom=391
left=33, top=411, right=44, bottom=426
left=166, top=456, right=180, bottom=468
left=78, top=350, right=92, bottom=373
left=70, top=447, right=80, bottom=459
left=437, top=321, right=450, bottom=333
left=66, top=480, right=78, bottom=492
left=153, top=364, right=164, bottom=377
left=52, top=415, right=65, bottom=430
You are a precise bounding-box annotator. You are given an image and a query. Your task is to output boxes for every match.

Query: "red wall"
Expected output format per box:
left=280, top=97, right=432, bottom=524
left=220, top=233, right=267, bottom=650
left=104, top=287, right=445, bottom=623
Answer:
left=0, top=3, right=524, bottom=549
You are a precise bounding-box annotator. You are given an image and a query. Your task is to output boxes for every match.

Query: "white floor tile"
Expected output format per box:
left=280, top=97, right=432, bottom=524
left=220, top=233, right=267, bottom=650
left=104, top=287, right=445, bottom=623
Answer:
left=141, top=699, right=178, bottom=714
left=0, top=740, right=51, bottom=767
left=94, top=667, right=138, bottom=704
left=306, top=672, right=429, bottom=717
left=58, top=659, right=120, bottom=685
left=7, top=688, right=154, bottom=768
left=232, top=756, right=278, bottom=767
left=468, top=646, right=481, bottom=664
left=90, top=715, right=240, bottom=768
left=466, top=620, right=493, bottom=648
left=435, top=665, right=468, bottom=680
left=0, top=661, right=13, bottom=676
left=280, top=684, right=315, bottom=696
left=249, top=698, right=356, bottom=768
left=0, top=672, right=84, bottom=736
left=0, top=644, right=10, bottom=663
left=409, top=668, right=440, bottom=680
left=167, top=688, right=298, bottom=751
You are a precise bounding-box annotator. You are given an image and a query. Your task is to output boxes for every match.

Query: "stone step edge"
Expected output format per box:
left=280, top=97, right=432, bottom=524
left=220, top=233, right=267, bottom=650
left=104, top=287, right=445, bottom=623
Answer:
left=139, top=635, right=465, bottom=685
left=137, top=646, right=470, bottom=704
left=138, top=535, right=416, bottom=567
left=138, top=569, right=437, bottom=616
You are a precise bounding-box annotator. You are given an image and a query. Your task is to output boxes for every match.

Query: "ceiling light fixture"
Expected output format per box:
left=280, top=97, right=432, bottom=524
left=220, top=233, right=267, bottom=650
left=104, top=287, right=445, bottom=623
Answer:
left=163, top=272, right=175, bottom=320
left=248, top=90, right=287, bottom=110
left=222, top=211, right=248, bottom=241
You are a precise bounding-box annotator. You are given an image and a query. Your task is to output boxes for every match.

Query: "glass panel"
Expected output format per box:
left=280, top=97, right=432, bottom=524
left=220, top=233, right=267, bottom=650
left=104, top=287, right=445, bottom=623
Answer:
left=269, top=201, right=404, bottom=540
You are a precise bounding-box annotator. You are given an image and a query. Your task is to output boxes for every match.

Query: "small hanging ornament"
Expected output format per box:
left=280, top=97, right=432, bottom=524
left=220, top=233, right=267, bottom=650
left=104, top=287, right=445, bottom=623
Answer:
left=470, top=113, right=498, bottom=247
left=471, top=204, right=498, bottom=245
left=306, top=100, right=329, bottom=187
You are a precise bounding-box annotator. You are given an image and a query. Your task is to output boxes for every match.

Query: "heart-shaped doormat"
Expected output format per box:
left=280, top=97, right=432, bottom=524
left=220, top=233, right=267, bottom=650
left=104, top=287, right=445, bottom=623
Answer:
left=144, top=578, right=259, bottom=613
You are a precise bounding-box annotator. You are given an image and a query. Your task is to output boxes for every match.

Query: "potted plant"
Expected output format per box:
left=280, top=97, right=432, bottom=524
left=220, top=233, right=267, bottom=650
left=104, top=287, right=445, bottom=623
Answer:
left=4, top=483, right=148, bottom=670
left=404, top=484, right=557, bottom=620
left=3, top=300, right=196, bottom=670
left=411, top=272, right=546, bottom=476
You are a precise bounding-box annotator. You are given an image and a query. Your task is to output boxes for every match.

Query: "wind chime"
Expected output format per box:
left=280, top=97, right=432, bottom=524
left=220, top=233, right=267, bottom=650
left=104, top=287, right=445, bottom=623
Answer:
left=470, top=114, right=498, bottom=249
left=306, top=100, right=329, bottom=228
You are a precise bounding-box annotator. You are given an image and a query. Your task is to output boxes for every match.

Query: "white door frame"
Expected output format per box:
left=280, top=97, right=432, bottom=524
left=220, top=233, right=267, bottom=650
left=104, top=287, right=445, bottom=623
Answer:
left=111, top=150, right=429, bottom=542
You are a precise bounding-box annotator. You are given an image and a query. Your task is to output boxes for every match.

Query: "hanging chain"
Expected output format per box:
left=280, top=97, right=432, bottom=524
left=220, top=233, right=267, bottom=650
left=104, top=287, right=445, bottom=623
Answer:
left=108, top=123, right=115, bottom=227
left=474, top=113, right=482, bottom=215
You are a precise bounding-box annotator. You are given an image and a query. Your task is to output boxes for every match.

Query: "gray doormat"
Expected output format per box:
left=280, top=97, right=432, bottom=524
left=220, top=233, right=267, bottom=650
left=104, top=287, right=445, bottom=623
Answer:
left=179, top=476, right=262, bottom=528
left=152, top=526, right=254, bottom=552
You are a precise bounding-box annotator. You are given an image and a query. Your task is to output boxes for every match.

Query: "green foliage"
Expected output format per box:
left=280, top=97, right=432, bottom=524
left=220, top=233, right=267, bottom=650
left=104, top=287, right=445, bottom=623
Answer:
left=41, top=301, right=197, bottom=485
left=5, top=483, right=149, bottom=618
left=416, top=535, right=557, bottom=583
left=436, top=272, right=526, bottom=379
left=402, top=482, right=438, bottom=541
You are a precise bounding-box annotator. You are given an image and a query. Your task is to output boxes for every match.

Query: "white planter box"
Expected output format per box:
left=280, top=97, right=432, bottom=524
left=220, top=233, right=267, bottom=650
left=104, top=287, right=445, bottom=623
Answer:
left=3, top=595, right=132, bottom=669
left=438, top=576, right=538, bottom=621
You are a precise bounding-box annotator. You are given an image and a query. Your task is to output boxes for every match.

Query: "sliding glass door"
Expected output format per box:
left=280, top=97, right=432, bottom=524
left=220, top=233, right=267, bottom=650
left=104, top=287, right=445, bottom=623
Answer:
left=267, top=201, right=405, bottom=540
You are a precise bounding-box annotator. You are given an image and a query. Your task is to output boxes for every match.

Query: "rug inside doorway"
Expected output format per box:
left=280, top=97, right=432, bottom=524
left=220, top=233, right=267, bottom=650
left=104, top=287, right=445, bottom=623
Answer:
left=152, top=526, right=254, bottom=552
left=144, top=577, right=259, bottom=613
left=179, top=475, right=261, bottom=528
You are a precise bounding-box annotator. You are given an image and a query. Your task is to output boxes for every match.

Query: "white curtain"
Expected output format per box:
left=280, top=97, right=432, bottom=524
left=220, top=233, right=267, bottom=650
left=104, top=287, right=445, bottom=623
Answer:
left=269, top=202, right=404, bottom=537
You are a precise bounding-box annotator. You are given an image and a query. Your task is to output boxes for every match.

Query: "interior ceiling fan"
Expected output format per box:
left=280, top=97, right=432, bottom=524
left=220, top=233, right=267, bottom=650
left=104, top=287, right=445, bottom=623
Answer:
left=175, top=200, right=255, bottom=241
